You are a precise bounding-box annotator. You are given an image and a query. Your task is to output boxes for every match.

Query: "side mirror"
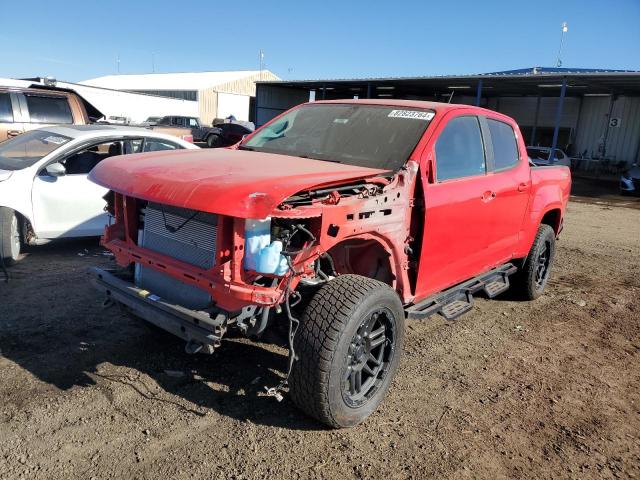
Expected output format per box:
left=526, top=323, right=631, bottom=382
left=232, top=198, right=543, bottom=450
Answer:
left=45, top=162, right=66, bottom=177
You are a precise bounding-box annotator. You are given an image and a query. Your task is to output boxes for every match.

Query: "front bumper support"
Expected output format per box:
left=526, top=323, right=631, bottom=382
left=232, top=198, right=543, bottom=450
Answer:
left=89, top=267, right=227, bottom=354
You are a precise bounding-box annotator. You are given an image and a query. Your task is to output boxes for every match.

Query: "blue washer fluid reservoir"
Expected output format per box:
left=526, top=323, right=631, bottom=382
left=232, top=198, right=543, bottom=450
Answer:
left=244, top=218, right=271, bottom=271
left=257, top=240, right=285, bottom=274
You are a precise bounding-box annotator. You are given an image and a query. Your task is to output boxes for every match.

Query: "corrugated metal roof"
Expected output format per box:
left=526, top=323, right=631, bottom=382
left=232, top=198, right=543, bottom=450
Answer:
left=256, top=67, right=640, bottom=84
left=81, top=70, right=278, bottom=91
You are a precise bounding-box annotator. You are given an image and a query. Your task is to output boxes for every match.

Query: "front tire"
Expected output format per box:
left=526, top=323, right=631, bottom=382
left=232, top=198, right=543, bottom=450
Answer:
left=0, top=207, right=21, bottom=266
left=289, top=275, right=405, bottom=428
left=513, top=224, right=556, bottom=300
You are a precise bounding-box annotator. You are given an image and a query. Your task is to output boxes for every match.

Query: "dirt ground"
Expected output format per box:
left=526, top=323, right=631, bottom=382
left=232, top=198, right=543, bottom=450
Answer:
left=1, top=195, right=639, bottom=479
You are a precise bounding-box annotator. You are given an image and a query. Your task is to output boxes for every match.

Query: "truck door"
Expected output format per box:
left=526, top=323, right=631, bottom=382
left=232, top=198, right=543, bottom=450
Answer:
left=415, top=114, right=494, bottom=298
left=480, top=116, right=531, bottom=263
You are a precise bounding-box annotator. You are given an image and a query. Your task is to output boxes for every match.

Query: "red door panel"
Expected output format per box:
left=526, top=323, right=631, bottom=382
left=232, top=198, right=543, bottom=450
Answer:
left=414, top=112, right=494, bottom=299
left=415, top=176, right=493, bottom=299
left=483, top=166, right=531, bottom=262
left=481, top=117, right=532, bottom=263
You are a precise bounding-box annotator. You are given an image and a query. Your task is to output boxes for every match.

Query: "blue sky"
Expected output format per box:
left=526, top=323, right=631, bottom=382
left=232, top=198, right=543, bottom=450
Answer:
left=1, top=0, right=639, bottom=82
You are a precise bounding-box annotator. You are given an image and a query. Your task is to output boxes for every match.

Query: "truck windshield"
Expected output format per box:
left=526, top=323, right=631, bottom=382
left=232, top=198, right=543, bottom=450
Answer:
left=242, top=104, right=434, bottom=171
left=0, top=130, right=71, bottom=171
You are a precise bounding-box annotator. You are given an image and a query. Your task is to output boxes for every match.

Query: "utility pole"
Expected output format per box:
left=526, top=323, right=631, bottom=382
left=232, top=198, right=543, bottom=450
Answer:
left=151, top=52, right=155, bottom=73
left=116, top=54, right=121, bottom=73
left=259, top=50, right=264, bottom=80
left=555, top=22, right=568, bottom=67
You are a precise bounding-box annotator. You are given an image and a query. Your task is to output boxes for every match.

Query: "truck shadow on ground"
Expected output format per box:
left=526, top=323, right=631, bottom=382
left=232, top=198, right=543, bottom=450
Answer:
left=0, top=239, right=325, bottom=431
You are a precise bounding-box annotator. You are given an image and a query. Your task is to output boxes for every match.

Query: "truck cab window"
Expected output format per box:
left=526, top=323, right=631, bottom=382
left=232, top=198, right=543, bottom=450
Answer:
left=25, top=95, right=73, bottom=124
left=487, top=119, right=519, bottom=171
left=435, top=116, right=486, bottom=181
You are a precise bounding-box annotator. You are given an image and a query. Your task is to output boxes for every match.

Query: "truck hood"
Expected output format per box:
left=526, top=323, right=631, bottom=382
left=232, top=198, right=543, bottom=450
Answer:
left=89, top=148, right=387, bottom=219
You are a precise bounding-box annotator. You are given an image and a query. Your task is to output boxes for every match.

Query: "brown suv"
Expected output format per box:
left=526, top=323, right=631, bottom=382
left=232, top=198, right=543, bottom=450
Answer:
left=0, top=86, right=95, bottom=142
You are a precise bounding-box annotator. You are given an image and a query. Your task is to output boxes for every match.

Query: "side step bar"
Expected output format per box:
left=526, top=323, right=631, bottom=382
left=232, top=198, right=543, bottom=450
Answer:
left=406, top=263, right=517, bottom=321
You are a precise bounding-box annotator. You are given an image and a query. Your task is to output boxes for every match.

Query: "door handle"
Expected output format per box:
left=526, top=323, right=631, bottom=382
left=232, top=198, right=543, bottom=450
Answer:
left=7, top=130, right=21, bottom=137
left=481, top=190, right=497, bottom=202
left=518, top=182, right=530, bottom=192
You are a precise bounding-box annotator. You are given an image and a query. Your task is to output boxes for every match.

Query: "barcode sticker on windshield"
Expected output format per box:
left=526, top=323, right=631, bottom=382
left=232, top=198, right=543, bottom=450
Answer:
left=43, top=136, right=67, bottom=145
left=388, top=110, right=434, bottom=120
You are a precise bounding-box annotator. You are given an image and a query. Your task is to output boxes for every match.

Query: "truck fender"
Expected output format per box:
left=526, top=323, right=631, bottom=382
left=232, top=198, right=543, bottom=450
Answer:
left=517, top=185, right=565, bottom=258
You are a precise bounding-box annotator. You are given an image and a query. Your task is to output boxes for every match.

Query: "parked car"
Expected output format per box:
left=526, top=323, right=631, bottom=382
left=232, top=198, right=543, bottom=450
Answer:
left=150, top=116, right=214, bottom=146
left=138, top=116, right=161, bottom=127
left=151, top=116, right=251, bottom=148
left=620, top=164, right=640, bottom=195
left=89, top=100, right=570, bottom=428
left=0, top=125, right=198, bottom=264
left=97, top=115, right=131, bottom=125
left=0, top=84, right=103, bottom=142
left=212, top=121, right=254, bottom=147
left=526, top=146, right=570, bottom=167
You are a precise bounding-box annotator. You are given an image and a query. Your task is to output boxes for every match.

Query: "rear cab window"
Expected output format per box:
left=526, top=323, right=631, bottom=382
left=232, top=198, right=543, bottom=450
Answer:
left=25, top=95, right=73, bottom=124
left=486, top=118, right=519, bottom=171
left=435, top=116, right=486, bottom=181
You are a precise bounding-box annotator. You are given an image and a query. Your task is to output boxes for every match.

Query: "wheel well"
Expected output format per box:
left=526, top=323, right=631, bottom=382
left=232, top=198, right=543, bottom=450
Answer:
left=5, top=209, right=35, bottom=244
left=326, top=239, right=394, bottom=287
left=541, top=209, right=561, bottom=234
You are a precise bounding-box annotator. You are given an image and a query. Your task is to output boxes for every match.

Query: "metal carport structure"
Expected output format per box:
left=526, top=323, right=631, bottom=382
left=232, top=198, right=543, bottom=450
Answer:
left=255, top=67, right=640, bottom=171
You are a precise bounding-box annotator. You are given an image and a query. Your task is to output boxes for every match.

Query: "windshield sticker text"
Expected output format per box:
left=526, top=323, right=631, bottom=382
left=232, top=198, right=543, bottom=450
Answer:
left=388, top=110, right=434, bottom=121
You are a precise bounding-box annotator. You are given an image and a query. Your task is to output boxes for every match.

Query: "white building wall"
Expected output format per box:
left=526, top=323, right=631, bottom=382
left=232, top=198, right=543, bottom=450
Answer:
left=216, top=92, right=250, bottom=121
left=56, top=82, right=199, bottom=123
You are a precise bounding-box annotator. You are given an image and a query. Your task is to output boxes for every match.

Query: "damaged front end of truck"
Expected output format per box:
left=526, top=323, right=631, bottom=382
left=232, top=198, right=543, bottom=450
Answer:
left=89, top=101, right=436, bottom=426
left=89, top=152, right=419, bottom=357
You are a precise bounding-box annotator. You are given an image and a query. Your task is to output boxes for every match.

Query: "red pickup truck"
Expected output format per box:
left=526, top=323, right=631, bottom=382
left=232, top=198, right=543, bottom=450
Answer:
left=89, top=100, right=570, bottom=428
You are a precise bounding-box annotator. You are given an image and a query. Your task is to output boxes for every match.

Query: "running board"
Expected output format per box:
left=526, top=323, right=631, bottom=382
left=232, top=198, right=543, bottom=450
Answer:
left=406, top=263, right=517, bottom=321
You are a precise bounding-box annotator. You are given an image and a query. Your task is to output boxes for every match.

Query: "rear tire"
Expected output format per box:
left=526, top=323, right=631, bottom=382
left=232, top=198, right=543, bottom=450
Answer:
left=289, top=274, right=405, bottom=428
left=0, top=208, right=21, bottom=266
left=513, top=224, right=556, bottom=300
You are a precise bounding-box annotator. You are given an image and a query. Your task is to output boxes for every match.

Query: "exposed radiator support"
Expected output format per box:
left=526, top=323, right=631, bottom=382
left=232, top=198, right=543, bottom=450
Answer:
left=135, top=203, right=218, bottom=309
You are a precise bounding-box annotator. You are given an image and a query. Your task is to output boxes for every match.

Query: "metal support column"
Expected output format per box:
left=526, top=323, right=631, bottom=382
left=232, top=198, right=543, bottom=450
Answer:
left=550, top=78, right=567, bottom=164
left=475, top=79, right=483, bottom=107
left=601, top=94, right=616, bottom=159
left=367, top=83, right=372, bottom=99
left=321, top=84, right=326, bottom=100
